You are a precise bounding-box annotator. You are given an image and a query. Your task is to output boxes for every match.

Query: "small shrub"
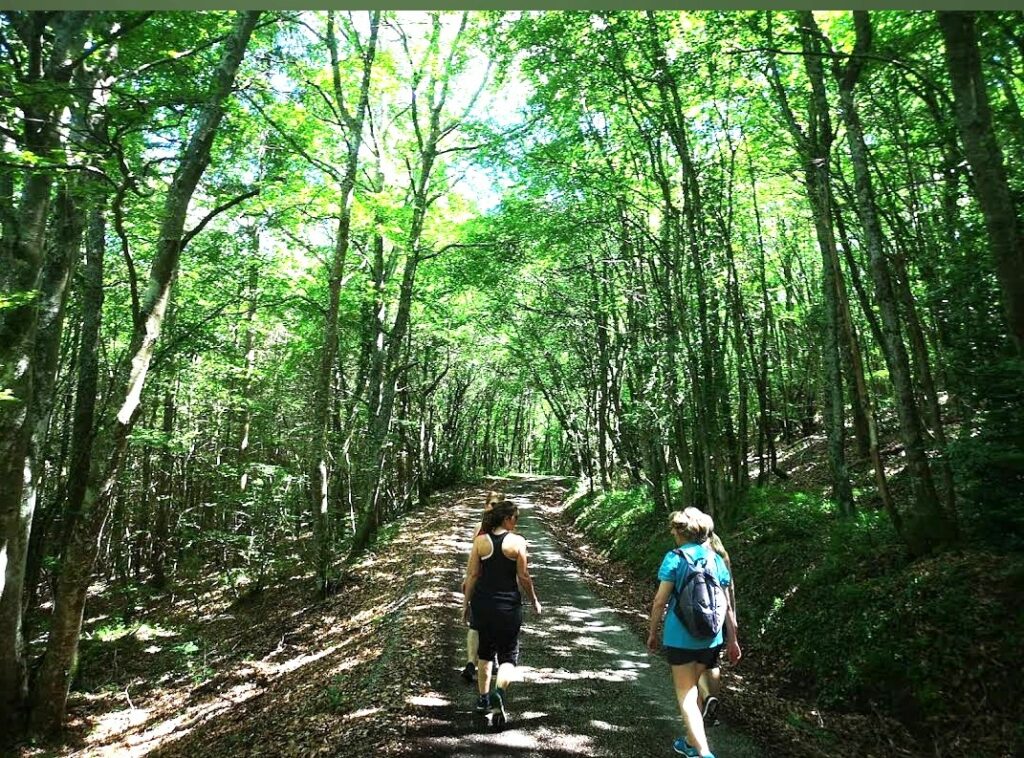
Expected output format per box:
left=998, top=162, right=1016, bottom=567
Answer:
left=172, top=639, right=214, bottom=684
left=324, top=676, right=350, bottom=713
left=93, top=621, right=138, bottom=643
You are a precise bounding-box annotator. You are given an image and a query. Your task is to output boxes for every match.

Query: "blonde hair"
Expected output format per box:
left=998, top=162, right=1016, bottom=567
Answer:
left=709, top=531, right=730, bottom=564
left=697, top=510, right=715, bottom=538
left=484, top=491, right=505, bottom=510
left=669, top=507, right=712, bottom=544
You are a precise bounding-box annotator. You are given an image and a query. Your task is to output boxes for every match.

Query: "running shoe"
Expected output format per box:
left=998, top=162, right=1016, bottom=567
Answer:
left=460, top=662, right=476, bottom=684
left=672, top=737, right=699, bottom=757
left=490, top=687, right=507, bottom=730
left=474, top=693, right=490, bottom=713
left=672, top=739, right=717, bottom=758
left=702, top=695, right=720, bottom=727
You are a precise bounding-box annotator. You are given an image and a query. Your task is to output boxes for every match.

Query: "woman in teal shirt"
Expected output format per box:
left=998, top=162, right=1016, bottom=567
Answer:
left=646, top=508, right=739, bottom=758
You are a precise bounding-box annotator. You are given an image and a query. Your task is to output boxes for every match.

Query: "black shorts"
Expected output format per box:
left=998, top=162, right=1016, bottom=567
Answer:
left=471, top=601, right=523, bottom=666
left=467, top=605, right=478, bottom=631
left=665, top=644, right=722, bottom=668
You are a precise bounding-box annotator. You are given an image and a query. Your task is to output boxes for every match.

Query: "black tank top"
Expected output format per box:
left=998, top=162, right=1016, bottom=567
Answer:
left=476, top=532, right=521, bottom=604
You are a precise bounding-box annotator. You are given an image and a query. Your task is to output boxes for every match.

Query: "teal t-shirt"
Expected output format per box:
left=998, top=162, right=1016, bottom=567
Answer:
left=658, top=543, right=731, bottom=650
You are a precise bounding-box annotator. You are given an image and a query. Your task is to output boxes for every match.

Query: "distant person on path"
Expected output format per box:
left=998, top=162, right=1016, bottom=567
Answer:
left=460, top=491, right=505, bottom=684
left=646, top=507, right=738, bottom=758
left=462, top=500, right=542, bottom=729
left=697, top=515, right=742, bottom=728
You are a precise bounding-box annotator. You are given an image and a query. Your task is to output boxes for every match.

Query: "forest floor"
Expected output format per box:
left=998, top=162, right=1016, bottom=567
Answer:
left=16, top=474, right=939, bottom=758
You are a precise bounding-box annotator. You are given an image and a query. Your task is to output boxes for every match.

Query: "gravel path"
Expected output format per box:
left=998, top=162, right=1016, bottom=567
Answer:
left=404, top=477, right=763, bottom=757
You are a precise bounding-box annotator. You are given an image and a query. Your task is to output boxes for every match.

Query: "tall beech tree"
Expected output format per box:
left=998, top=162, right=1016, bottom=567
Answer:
left=0, top=10, right=93, bottom=732
left=939, top=11, right=1024, bottom=355
left=762, top=11, right=857, bottom=516
left=348, top=11, right=489, bottom=561
left=820, top=11, right=956, bottom=553
left=306, top=11, right=380, bottom=593
left=28, top=10, right=260, bottom=731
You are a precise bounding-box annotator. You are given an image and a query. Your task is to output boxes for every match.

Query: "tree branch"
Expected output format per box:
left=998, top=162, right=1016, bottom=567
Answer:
left=241, top=90, right=342, bottom=181
left=112, top=181, right=141, bottom=326
left=180, top=187, right=260, bottom=250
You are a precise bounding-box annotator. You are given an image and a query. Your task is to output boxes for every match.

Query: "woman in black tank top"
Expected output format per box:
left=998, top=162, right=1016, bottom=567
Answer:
left=475, top=531, right=521, bottom=605
left=462, top=500, right=542, bottom=728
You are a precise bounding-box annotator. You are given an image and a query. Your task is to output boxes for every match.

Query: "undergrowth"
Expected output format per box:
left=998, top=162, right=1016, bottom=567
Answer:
left=565, top=483, right=672, bottom=576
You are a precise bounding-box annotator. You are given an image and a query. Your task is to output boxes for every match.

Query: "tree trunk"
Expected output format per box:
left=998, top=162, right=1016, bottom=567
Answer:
left=939, top=11, right=1024, bottom=354
left=0, top=13, right=90, bottom=729
left=834, top=11, right=956, bottom=553
left=149, top=382, right=177, bottom=589
left=772, top=11, right=855, bottom=514
left=806, top=166, right=856, bottom=516
left=348, top=13, right=471, bottom=563
left=28, top=12, right=259, bottom=731
left=239, top=254, right=259, bottom=493
left=0, top=179, right=83, bottom=731
left=309, top=11, right=380, bottom=593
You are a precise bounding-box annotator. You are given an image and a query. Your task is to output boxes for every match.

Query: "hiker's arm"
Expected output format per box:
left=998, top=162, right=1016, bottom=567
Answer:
left=724, top=576, right=741, bottom=664
left=461, top=522, right=484, bottom=594
left=724, top=555, right=737, bottom=626
left=462, top=540, right=481, bottom=622
left=515, top=543, right=542, bottom=614
left=646, top=581, right=674, bottom=652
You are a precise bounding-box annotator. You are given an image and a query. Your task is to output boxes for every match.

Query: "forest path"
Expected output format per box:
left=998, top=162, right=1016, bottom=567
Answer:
left=403, top=476, right=762, bottom=757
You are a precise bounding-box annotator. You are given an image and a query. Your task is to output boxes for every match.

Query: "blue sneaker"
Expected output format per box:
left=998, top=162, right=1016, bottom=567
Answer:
left=672, top=737, right=699, bottom=757
left=474, top=693, right=490, bottom=713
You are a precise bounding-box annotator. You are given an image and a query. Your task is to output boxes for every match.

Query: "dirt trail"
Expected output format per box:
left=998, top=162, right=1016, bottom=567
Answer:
left=403, top=477, right=762, bottom=757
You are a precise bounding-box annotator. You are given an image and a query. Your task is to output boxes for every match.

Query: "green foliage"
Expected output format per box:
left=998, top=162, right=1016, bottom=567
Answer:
left=948, top=356, right=1024, bottom=552
left=7, top=10, right=1023, bottom=743
left=76, top=618, right=182, bottom=691
left=323, top=675, right=351, bottom=713
left=566, top=483, right=673, bottom=576
left=173, top=639, right=215, bottom=684
left=93, top=620, right=138, bottom=643
left=368, top=520, right=403, bottom=552
left=0, top=289, right=39, bottom=312
left=732, top=487, right=1024, bottom=738
left=740, top=487, right=835, bottom=540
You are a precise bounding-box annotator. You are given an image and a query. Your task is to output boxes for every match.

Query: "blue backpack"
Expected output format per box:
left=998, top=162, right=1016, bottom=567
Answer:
left=671, top=548, right=727, bottom=639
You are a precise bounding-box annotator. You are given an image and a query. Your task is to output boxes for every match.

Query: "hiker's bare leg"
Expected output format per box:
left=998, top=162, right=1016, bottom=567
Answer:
left=495, top=661, right=516, bottom=691
left=477, top=659, right=493, bottom=696
left=698, top=666, right=722, bottom=708
left=672, top=662, right=710, bottom=754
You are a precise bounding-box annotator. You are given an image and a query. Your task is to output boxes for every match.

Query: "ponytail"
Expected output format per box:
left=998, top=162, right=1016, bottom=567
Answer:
left=482, top=501, right=518, bottom=533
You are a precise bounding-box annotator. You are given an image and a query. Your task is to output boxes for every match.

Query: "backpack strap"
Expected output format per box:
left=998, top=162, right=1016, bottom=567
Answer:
left=671, top=547, right=699, bottom=595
